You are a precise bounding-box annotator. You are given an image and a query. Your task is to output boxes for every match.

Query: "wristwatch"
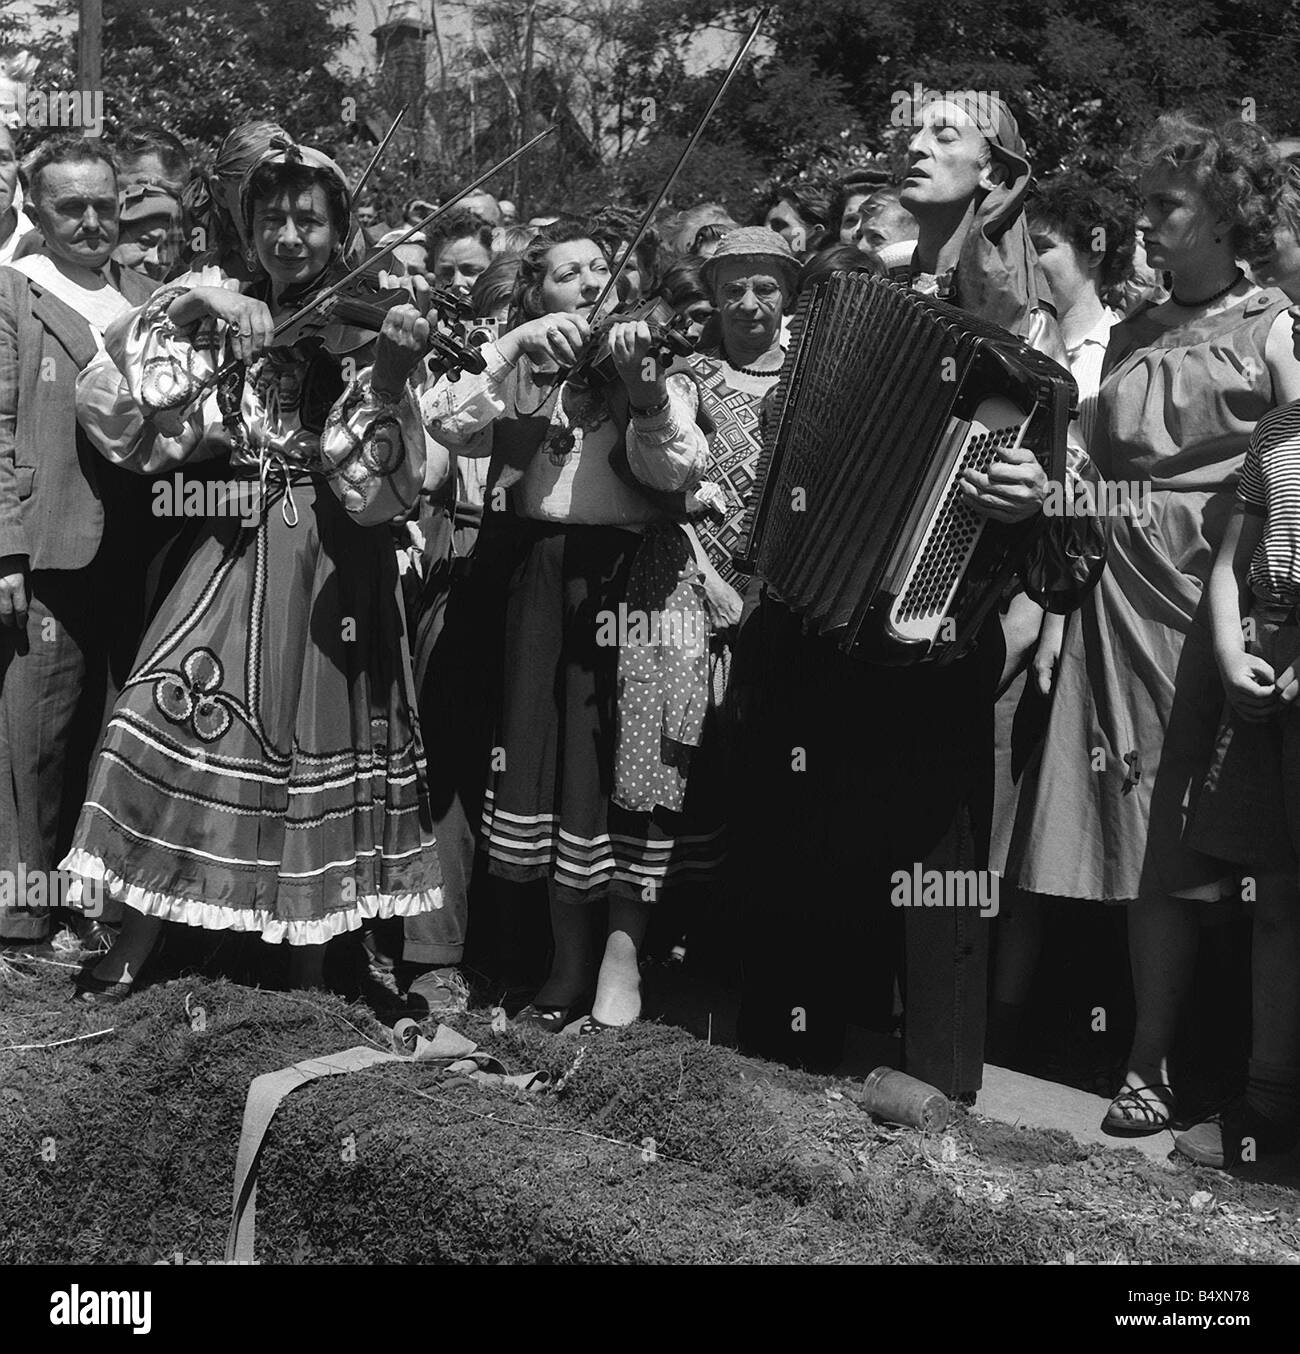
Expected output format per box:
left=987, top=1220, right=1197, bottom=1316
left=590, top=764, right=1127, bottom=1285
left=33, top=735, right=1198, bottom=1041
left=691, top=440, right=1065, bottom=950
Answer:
left=630, top=393, right=670, bottom=418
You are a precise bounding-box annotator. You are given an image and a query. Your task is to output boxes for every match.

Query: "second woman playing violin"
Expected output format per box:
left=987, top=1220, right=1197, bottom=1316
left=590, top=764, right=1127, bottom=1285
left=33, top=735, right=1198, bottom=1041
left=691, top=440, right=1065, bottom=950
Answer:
left=65, top=141, right=446, bottom=999
left=420, top=221, right=723, bottom=1032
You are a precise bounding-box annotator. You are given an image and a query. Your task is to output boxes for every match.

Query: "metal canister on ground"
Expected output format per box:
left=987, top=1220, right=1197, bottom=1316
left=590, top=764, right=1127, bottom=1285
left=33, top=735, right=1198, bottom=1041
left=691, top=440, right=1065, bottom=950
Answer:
left=860, top=1067, right=950, bottom=1131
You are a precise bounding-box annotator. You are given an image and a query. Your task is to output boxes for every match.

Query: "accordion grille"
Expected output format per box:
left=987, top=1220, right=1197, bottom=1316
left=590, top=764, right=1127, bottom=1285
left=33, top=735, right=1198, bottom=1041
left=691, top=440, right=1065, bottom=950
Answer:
left=736, top=271, right=1075, bottom=662
left=747, top=275, right=958, bottom=631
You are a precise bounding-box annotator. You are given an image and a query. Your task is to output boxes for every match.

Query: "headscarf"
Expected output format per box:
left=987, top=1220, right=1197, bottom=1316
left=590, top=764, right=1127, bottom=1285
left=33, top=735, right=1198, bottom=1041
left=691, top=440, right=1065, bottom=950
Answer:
left=952, top=97, right=1054, bottom=335
left=237, top=139, right=351, bottom=236
left=181, top=120, right=288, bottom=263
left=237, top=136, right=360, bottom=276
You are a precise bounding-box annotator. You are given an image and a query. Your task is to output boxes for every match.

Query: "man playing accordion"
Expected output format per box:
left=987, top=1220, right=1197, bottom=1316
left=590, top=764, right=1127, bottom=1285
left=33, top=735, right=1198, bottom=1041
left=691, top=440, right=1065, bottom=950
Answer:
left=732, top=96, right=1084, bottom=1099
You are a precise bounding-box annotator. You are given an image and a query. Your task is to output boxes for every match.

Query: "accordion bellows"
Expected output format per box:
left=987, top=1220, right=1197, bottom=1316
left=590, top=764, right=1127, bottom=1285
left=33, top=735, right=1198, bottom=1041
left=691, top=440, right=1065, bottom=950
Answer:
left=735, top=274, right=1076, bottom=664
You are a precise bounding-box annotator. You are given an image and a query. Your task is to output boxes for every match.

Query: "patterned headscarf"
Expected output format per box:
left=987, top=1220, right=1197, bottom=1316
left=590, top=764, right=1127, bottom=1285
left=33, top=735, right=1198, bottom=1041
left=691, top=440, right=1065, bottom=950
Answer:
left=237, top=136, right=362, bottom=271
left=237, top=138, right=352, bottom=236
left=182, top=120, right=288, bottom=262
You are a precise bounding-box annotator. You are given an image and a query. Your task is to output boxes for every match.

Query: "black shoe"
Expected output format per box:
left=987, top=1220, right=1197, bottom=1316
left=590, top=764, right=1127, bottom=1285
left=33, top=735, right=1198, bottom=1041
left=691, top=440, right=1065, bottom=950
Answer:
left=72, top=918, right=119, bottom=955
left=1174, top=1098, right=1300, bottom=1168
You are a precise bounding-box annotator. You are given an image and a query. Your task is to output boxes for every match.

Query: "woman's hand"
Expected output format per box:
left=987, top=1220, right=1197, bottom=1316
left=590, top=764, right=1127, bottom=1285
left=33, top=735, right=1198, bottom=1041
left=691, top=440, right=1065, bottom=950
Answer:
left=167, top=287, right=275, bottom=363
left=961, top=444, right=1049, bottom=523
left=1220, top=649, right=1279, bottom=721
left=498, top=313, right=590, bottom=368
left=1032, top=610, right=1067, bottom=696
left=998, top=591, right=1044, bottom=695
left=700, top=564, right=743, bottom=631
left=609, top=320, right=667, bottom=409
left=372, top=275, right=432, bottom=398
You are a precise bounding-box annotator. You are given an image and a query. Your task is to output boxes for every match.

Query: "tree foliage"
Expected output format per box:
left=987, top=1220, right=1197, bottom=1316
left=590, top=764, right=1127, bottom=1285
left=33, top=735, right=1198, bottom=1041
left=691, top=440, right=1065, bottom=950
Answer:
left=2, top=0, right=1298, bottom=221
left=7, top=0, right=360, bottom=152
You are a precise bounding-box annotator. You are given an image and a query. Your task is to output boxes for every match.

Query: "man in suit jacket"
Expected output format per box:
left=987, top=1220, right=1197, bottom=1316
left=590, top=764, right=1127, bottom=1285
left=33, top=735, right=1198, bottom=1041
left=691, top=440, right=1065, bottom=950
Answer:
left=0, top=135, right=154, bottom=942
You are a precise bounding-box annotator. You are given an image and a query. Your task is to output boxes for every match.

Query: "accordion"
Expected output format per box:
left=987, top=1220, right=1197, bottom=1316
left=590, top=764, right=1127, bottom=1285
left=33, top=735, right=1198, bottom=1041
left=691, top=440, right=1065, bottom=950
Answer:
left=733, top=273, right=1077, bottom=665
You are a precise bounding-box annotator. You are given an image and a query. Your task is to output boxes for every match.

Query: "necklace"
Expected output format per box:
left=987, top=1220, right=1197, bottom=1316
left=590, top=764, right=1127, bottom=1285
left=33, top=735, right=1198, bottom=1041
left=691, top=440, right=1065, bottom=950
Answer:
left=725, top=347, right=786, bottom=377
left=1170, top=268, right=1243, bottom=308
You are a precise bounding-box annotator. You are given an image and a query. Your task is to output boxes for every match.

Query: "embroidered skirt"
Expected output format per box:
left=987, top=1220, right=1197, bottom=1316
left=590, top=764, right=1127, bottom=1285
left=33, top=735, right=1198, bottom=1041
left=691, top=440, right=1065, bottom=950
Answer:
left=478, top=519, right=724, bottom=904
left=62, top=477, right=442, bottom=944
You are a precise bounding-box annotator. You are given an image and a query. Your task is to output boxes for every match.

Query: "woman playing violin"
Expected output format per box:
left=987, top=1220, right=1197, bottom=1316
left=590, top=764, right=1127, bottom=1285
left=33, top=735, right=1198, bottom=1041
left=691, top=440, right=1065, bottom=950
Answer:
left=419, top=220, right=721, bottom=1032
left=64, top=142, right=446, bottom=1000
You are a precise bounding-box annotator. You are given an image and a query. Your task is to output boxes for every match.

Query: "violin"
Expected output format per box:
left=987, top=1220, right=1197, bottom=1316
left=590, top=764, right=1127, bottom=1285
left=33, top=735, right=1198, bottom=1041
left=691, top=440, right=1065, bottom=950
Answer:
left=564, top=296, right=696, bottom=391
left=271, top=253, right=489, bottom=379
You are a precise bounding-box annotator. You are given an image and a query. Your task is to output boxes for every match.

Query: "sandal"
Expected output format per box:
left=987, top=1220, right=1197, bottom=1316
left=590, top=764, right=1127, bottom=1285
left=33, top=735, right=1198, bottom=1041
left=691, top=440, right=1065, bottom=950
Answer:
left=513, top=999, right=588, bottom=1034
left=575, top=1014, right=626, bottom=1036
left=1102, top=1081, right=1177, bottom=1137
left=73, top=968, right=134, bottom=1006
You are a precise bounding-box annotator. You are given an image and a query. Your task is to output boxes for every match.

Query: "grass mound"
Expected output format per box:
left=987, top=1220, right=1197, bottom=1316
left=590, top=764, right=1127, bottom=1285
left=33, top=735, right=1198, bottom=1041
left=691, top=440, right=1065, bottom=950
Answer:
left=2, top=963, right=1298, bottom=1264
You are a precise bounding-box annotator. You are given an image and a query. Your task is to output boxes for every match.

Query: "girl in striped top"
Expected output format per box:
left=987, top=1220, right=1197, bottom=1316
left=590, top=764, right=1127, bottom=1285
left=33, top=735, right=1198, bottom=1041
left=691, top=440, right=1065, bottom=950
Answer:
left=1179, top=395, right=1300, bottom=1166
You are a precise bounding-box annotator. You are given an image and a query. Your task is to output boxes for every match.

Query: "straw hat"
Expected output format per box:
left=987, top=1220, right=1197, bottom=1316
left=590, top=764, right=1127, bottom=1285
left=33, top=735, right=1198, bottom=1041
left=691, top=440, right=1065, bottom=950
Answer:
left=700, top=225, right=801, bottom=292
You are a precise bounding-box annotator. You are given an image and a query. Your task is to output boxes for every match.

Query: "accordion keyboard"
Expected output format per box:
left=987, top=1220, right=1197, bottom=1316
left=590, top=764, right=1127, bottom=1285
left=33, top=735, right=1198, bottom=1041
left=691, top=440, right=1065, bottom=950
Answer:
left=734, top=273, right=1075, bottom=663
left=889, top=396, right=1031, bottom=646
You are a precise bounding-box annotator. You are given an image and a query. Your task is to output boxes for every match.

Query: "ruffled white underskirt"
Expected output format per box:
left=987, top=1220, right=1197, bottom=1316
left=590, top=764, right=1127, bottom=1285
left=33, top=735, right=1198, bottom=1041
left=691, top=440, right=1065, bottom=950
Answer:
left=59, top=848, right=443, bottom=947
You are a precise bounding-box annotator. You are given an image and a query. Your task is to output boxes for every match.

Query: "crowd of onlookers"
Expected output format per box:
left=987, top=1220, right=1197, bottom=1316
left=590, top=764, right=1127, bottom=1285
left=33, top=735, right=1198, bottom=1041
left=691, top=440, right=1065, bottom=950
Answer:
left=5, top=99, right=1300, bottom=1173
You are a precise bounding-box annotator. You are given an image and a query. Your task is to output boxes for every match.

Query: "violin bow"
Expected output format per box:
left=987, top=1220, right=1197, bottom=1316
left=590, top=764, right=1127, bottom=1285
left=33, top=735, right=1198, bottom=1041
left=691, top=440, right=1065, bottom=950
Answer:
left=349, top=103, right=408, bottom=209
left=587, top=6, right=770, bottom=319
left=201, top=125, right=559, bottom=389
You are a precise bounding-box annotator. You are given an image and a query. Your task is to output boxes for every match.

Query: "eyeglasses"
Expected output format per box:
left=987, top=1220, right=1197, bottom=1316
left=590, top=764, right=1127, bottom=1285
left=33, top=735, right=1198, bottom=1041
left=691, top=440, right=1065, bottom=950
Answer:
left=718, top=280, right=783, bottom=303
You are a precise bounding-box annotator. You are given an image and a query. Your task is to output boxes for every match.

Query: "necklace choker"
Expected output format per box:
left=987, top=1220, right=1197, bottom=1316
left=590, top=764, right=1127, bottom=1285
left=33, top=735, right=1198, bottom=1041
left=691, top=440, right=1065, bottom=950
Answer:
left=1171, top=269, right=1243, bottom=308
left=726, top=348, right=786, bottom=377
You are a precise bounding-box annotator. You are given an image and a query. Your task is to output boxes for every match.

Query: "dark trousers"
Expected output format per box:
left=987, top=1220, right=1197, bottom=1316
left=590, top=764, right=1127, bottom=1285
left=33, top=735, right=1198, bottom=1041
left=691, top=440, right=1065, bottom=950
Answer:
left=0, top=568, right=101, bottom=939
left=730, top=592, right=997, bottom=1096
left=402, top=505, right=491, bottom=966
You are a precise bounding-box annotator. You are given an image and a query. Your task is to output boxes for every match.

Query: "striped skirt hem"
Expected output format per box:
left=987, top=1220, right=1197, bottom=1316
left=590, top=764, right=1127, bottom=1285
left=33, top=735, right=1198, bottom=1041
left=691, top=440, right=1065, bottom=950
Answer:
left=62, top=847, right=442, bottom=946
left=481, top=789, right=725, bottom=900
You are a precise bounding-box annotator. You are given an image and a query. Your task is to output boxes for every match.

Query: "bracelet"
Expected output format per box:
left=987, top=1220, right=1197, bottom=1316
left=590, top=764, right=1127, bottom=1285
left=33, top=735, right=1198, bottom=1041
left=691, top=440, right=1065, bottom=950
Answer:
left=630, top=393, right=670, bottom=418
